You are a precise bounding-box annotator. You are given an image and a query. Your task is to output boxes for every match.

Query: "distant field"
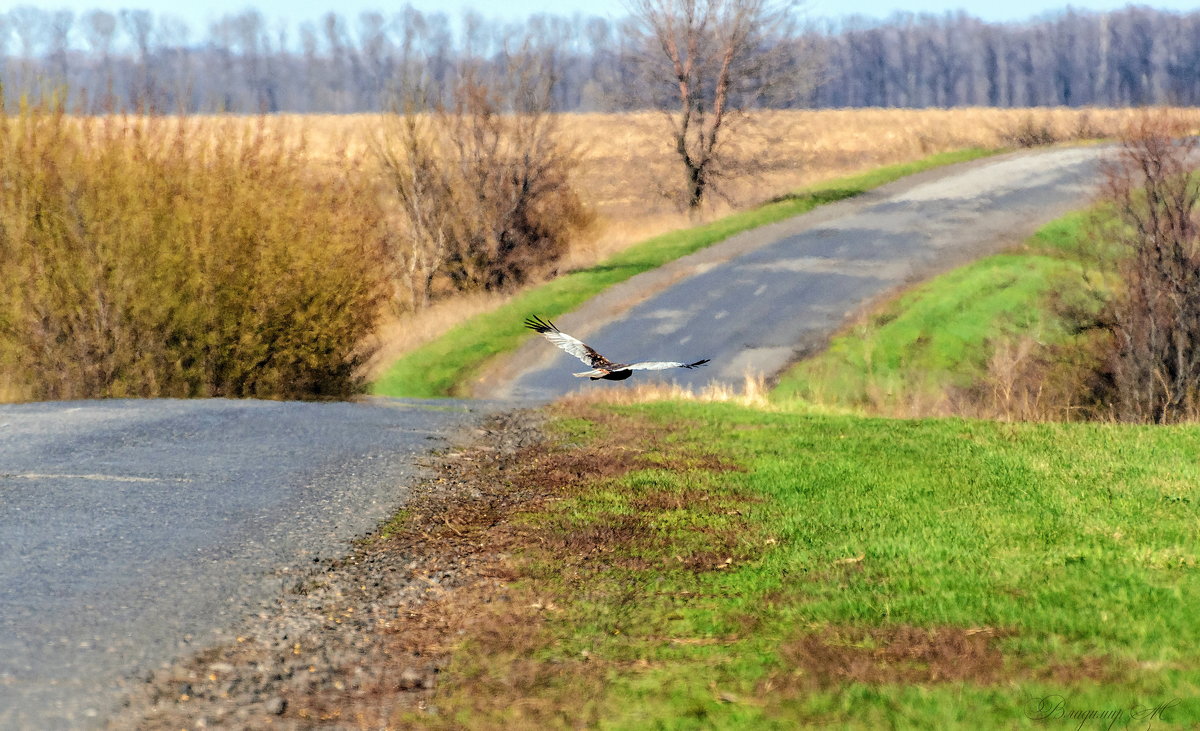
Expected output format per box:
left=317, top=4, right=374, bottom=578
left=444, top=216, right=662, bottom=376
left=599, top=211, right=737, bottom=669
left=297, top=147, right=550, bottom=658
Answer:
left=272, top=107, right=1184, bottom=265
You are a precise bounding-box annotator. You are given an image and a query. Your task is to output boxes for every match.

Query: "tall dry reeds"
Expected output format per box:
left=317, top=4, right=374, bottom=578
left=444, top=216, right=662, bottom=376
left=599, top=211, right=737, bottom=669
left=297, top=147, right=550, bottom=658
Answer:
left=557, top=372, right=770, bottom=408
left=0, top=102, right=390, bottom=401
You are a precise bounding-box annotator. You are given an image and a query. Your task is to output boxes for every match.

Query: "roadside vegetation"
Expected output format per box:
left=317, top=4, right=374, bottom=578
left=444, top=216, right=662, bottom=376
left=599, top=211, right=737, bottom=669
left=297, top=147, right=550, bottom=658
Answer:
left=774, top=113, right=1200, bottom=425
left=374, top=34, right=594, bottom=309
left=381, top=117, right=1200, bottom=724
left=0, top=104, right=389, bottom=401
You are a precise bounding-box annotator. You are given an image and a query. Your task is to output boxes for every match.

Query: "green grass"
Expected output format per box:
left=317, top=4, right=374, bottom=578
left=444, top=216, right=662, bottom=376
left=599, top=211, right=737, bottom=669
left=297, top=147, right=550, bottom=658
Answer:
left=431, top=401, right=1200, bottom=728
left=372, top=147, right=998, bottom=398
left=771, top=209, right=1114, bottom=412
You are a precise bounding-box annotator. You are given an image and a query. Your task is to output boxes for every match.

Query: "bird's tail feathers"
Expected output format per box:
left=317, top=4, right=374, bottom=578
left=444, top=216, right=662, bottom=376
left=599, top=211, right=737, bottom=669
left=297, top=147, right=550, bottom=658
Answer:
left=524, top=315, right=558, bottom=334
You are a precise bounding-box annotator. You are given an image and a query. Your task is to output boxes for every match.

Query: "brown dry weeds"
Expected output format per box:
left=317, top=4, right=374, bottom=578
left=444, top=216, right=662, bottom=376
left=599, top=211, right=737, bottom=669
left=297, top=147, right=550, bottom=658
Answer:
left=766, top=624, right=1120, bottom=695
left=780, top=625, right=1011, bottom=687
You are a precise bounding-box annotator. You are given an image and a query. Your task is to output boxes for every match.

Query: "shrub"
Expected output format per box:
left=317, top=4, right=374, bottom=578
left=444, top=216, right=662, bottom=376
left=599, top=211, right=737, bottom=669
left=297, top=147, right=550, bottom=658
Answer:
left=0, top=103, right=390, bottom=401
left=998, top=114, right=1059, bottom=148
left=374, top=42, right=593, bottom=306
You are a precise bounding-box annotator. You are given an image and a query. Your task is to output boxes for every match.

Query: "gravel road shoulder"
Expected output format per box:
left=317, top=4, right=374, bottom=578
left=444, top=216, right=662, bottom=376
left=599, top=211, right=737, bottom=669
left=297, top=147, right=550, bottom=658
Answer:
left=108, top=409, right=551, bottom=729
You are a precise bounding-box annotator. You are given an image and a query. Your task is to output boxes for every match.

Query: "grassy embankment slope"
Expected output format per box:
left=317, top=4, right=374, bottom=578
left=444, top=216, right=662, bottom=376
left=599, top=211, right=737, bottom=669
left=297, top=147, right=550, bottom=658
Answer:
left=412, top=214, right=1199, bottom=727
left=372, top=148, right=995, bottom=398
left=771, top=209, right=1118, bottom=416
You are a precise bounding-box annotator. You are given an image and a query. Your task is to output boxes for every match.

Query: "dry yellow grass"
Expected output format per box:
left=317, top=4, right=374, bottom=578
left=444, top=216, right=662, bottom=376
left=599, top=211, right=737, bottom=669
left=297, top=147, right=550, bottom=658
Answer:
left=162, top=106, right=1199, bottom=232
left=241, top=107, right=1197, bottom=268
left=0, top=375, right=21, bottom=403
left=558, top=372, right=772, bottom=408
left=562, top=107, right=1172, bottom=221
left=363, top=289, right=517, bottom=379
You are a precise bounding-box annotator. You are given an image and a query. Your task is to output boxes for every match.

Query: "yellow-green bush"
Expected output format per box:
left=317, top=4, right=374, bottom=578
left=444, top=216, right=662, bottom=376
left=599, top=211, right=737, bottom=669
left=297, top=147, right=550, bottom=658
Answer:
left=0, top=104, right=390, bottom=401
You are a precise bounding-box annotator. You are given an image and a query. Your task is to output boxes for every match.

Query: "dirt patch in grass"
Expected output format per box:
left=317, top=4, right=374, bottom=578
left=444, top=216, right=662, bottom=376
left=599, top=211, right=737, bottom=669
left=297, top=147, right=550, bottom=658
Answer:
left=541, top=511, right=651, bottom=556
left=517, top=443, right=645, bottom=489
left=769, top=625, right=1121, bottom=693
left=111, top=403, right=1139, bottom=729
left=780, top=626, right=1010, bottom=686
left=536, top=482, right=761, bottom=573
left=626, top=483, right=753, bottom=512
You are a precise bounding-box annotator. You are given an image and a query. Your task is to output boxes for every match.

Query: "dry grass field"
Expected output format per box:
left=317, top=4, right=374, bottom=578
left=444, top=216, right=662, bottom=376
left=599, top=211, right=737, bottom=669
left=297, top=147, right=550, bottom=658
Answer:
left=296, top=107, right=1180, bottom=258
left=132, top=108, right=1200, bottom=268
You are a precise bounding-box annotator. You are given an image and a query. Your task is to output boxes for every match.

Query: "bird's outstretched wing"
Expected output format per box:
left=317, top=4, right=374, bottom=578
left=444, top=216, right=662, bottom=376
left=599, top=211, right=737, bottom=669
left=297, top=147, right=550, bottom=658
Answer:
left=626, top=359, right=711, bottom=371
left=524, top=316, right=618, bottom=369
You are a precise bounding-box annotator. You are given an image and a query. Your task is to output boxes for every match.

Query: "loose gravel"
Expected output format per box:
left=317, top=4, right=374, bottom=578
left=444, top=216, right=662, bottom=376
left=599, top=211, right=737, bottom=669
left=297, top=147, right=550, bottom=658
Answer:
left=109, top=409, right=549, bottom=729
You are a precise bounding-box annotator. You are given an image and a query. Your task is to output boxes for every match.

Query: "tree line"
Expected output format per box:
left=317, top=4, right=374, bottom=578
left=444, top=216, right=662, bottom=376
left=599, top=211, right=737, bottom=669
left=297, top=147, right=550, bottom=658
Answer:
left=0, top=4, right=1195, bottom=113
left=812, top=6, right=1200, bottom=108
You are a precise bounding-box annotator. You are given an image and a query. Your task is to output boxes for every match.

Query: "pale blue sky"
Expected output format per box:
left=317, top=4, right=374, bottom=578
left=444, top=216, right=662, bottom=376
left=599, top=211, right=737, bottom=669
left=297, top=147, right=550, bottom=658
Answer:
left=8, top=0, right=1200, bottom=40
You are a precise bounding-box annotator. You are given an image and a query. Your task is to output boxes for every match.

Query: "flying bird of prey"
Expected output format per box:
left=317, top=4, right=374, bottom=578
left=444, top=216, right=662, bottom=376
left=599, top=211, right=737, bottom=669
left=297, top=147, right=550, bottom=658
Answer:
left=525, top=315, right=710, bottom=381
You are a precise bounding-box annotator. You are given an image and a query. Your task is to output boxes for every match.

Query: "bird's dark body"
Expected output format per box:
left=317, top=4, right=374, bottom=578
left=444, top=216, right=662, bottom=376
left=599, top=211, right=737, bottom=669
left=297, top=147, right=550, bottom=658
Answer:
left=594, top=369, right=633, bottom=381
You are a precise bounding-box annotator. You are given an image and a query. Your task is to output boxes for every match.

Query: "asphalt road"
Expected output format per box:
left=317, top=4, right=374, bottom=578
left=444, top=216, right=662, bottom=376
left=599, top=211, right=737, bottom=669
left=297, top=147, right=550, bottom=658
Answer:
left=480, top=145, right=1111, bottom=399
left=0, top=398, right=493, bottom=729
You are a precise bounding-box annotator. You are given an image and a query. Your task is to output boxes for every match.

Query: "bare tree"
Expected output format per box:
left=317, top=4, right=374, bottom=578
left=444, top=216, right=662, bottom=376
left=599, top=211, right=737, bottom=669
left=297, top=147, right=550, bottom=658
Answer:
left=8, top=6, right=48, bottom=93
left=6, top=5, right=1200, bottom=114
left=356, top=12, right=393, bottom=111
left=82, top=10, right=117, bottom=110
left=625, top=0, right=810, bottom=209
left=46, top=10, right=72, bottom=84
left=0, top=15, right=9, bottom=97
left=154, top=14, right=194, bottom=112
left=1101, top=115, right=1200, bottom=423
left=374, top=32, right=592, bottom=306
left=322, top=13, right=353, bottom=112
left=120, top=9, right=155, bottom=108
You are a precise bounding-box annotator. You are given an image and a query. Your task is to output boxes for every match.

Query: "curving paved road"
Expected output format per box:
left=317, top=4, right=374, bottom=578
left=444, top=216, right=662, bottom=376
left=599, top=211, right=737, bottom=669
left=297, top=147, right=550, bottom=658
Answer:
left=0, top=145, right=1113, bottom=729
left=479, top=146, right=1111, bottom=399
left=0, top=398, right=496, bottom=729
